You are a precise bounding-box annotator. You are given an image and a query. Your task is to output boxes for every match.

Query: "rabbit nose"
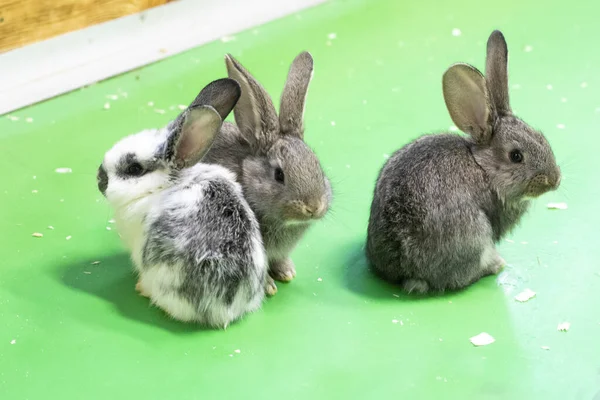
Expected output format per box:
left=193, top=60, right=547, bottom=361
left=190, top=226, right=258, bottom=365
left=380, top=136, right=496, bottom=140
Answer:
left=301, top=205, right=315, bottom=217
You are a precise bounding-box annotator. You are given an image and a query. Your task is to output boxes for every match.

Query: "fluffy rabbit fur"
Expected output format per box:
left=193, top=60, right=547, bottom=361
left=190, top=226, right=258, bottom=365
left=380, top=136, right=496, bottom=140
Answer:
left=97, top=79, right=267, bottom=327
left=366, top=30, right=561, bottom=293
left=203, top=52, right=332, bottom=295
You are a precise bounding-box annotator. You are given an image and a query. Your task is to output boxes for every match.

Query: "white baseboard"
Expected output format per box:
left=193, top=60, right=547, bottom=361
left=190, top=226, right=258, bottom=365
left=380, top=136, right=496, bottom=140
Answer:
left=0, top=0, right=326, bottom=115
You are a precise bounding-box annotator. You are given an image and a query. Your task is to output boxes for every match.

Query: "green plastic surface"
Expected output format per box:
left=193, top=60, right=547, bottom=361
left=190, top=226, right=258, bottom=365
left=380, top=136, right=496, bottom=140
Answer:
left=1, top=0, right=599, bottom=398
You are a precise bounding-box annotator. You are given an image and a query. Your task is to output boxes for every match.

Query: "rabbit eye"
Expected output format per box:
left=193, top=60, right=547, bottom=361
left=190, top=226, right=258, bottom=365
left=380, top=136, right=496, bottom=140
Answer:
left=509, top=150, right=523, bottom=163
left=274, top=167, right=285, bottom=184
left=126, top=162, right=145, bottom=176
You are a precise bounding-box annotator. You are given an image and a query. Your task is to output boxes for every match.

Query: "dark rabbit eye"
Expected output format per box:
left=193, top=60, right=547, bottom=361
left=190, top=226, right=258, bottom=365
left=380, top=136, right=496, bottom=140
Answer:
left=509, top=150, right=523, bottom=163
left=274, top=167, right=285, bottom=184
left=126, top=162, right=145, bottom=176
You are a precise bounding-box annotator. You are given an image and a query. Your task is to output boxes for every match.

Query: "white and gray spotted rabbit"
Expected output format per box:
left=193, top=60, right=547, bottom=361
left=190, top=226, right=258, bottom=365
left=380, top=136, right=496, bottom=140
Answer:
left=97, top=79, right=267, bottom=327
left=367, top=30, right=561, bottom=293
left=203, top=52, right=332, bottom=295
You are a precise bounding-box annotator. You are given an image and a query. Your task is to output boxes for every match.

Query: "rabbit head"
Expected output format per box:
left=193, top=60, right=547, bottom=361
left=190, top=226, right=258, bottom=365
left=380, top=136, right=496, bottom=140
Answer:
left=443, top=30, right=561, bottom=201
left=97, top=78, right=241, bottom=210
left=224, top=52, right=331, bottom=224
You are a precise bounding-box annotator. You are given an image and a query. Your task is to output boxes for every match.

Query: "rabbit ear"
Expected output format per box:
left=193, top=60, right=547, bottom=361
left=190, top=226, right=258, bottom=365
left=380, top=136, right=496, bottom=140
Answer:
left=279, top=51, right=314, bottom=139
left=224, top=54, right=279, bottom=149
left=166, top=106, right=222, bottom=168
left=443, top=63, right=492, bottom=143
left=485, top=30, right=511, bottom=116
left=186, top=78, right=241, bottom=120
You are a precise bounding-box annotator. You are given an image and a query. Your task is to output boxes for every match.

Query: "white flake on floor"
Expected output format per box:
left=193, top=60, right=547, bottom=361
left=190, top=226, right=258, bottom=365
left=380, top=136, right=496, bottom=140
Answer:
left=32, top=232, right=43, bottom=238
left=10, top=340, right=16, bottom=345
left=451, top=28, right=462, bottom=37
left=541, top=346, right=550, bottom=350
left=557, top=322, right=570, bottom=332
left=220, top=35, right=236, bottom=43
left=546, top=84, right=553, bottom=90
left=524, top=45, right=533, bottom=52
left=514, top=288, right=536, bottom=302
left=330, top=121, right=336, bottom=126
left=449, top=125, right=458, bottom=132
left=66, top=235, right=72, bottom=241
left=55, top=168, right=72, bottom=174
left=327, top=32, right=337, bottom=40
left=26, top=117, right=33, bottom=123
left=581, top=82, right=588, bottom=88
left=470, top=332, right=495, bottom=346
left=547, top=202, right=568, bottom=210
left=103, top=102, right=111, bottom=110
left=556, top=124, right=565, bottom=129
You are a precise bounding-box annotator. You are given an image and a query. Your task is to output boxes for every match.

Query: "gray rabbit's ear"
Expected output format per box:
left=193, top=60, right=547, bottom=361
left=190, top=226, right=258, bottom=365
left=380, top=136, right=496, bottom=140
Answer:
left=166, top=106, right=222, bottom=168
left=224, top=54, right=279, bottom=149
left=187, top=78, right=241, bottom=120
left=279, top=51, right=314, bottom=139
left=485, top=30, right=512, bottom=116
left=443, top=63, right=492, bottom=144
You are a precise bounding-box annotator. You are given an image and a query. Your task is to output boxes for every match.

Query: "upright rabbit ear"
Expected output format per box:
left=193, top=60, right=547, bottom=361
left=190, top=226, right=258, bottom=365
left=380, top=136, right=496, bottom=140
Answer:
left=443, top=63, right=492, bottom=144
left=279, top=51, right=314, bottom=139
left=485, top=30, right=512, bottom=116
left=186, top=78, right=241, bottom=120
left=224, top=54, right=279, bottom=149
left=166, top=106, right=222, bottom=168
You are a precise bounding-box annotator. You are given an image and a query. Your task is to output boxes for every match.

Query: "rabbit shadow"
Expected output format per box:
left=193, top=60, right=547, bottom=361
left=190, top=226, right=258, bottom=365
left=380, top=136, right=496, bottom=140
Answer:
left=58, top=252, right=207, bottom=333
left=341, top=238, right=463, bottom=301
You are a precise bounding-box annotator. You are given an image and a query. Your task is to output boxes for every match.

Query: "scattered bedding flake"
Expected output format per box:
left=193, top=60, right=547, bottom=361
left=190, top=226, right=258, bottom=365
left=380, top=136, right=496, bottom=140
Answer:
left=451, top=28, right=462, bottom=37
left=48, top=226, right=54, bottom=230
left=220, top=35, right=236, bottom=43
left=505, top=239, right=515, bottom=243
left=561, top=97, right=568, bottom=103
left=449, top=125, right=458, bottom=132
left=91, top=261, right=101, bottom=265
left=546, top=84, right=553, bottom=90
left=106, top=94, right=119, bottom=100
left=177, top=105, right=187, bottom=110
left=330, top=121, right=336, bottom=126
left=32, top=232, right=43, bottom=238
left=147, top=101, right=154, bottom=107
left=547, top=202, right=568, bottom=210
left=108, top=219, right=116, bottom=224
left=10, top=340, right=16, bottom=345
left=103, top=102, right=111, bottom=110
left=557, top=322, right=570, bottom=332
left=234, top=349, right=241, bottom=354
left=514, top=288, right=536, bottom=302
left=524, top=45, right=533, bottom=52
left=25, top=117, right=33, bottom=123
left=32, top=190, right=38, bottom=194
left=383, top=153, right=390, bottom=159
left=520, top=241, right=528, bottom=245
left=55, top=167, right=72, bottom=174
left=392, top=294, right=399, bottom=298
left=317, top=277, right=322, bottom=282
left=470, top=332, right=495, bottom=346
left=541, top=346, right=550, bottom=350
left=106, top=226, right=112, bottom=231
left=581, top=82, right=588, bottom=88
left=154, top=109, right=166, bottom=114
left=392, top=319, right=399, bottom=324
left=327, top=32, right=337, bottom=40
left=556, top=124, right=565, bottom=129
left=83, top=271, right=92, bottom=275
left=66, top=235, right=72, bottom=241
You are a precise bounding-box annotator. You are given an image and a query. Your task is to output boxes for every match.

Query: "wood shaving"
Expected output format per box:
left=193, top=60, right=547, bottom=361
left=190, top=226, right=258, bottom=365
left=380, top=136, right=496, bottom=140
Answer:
left=25, top=117, right=33, bottom=123
left=103, top=102, right=111, bottom=110
left=154, top=109, right=165, bottom=114
left=48, top=226, right=54, bottom=230
left=470, top=332, right=495, bottom=346
left=557, top=322, right=570, bottom=332
left=10, top=340, right=16, bottom=345
left=317, top=277, right=322, bottom=282
left=547, top=202, right=568, bottom=210
left=32, top=190, right=38, bottom=194
left=66, top=236, right=72, bottom=240
left=106, top=226, right=112, bottom=231
left=91, top=261, right=101, bottom=265
left=55, top=167, right=72, bottom=174
left=234, top=349, right=241, bottom=354
left=108, top=219, right=116, bottom=224
left=514, top=288, right=536, bottom=302
left=177, top=105, right=187, bottom=110
left=83, top=271, right=92, bottom=275
left=541, top=346, right=550, bottom=350
left=147, top=101, right=154, bottom=106
left=32, top=232, right=43, bottom=238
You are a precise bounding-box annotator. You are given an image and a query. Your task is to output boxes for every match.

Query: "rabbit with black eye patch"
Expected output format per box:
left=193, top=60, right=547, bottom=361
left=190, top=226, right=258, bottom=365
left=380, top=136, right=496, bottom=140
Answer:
left=97, top=79, right=267, bottom=328
left=366, top=30, right=561, bottom=294
left=203, top=52, right=332, bottom=296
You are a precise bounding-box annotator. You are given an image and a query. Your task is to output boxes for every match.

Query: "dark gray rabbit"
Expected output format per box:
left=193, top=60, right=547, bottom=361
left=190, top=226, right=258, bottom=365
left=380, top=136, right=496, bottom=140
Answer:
left=366, top=30, right=561, bottom=293
left=98, top=79, right=267, bottom=327
left=203, top=52, right=332, bottom=295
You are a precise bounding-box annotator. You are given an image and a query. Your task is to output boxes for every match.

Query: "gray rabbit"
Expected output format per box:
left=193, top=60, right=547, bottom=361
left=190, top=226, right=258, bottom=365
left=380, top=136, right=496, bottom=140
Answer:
left=203, top=52, right=332, bottom=295
left=366, top=30, right=561, bottom=293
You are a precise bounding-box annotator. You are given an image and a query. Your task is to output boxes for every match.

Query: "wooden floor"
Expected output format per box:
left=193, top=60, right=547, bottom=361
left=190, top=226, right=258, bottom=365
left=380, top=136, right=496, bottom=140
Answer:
left=0, top=0, right=173, bottom=53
